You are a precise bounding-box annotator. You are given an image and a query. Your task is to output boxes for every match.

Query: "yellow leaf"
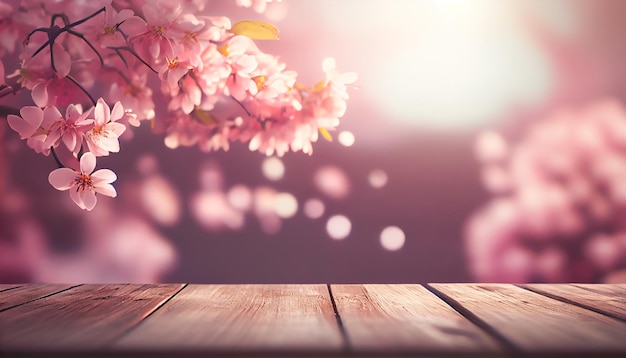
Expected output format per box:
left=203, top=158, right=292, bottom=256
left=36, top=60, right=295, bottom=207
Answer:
left=319, top=127, right=333, bottom=142
left=195, top=108, right=217, bottom=125
left=231, top=20, right=280, bottom=40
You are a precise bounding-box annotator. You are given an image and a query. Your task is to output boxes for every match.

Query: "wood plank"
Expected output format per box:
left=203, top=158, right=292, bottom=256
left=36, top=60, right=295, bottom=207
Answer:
left=0, top=284, right=184, bottom=351
left=331, top=284, right=502, bottom=352
left=430, top=284, right=626, bottom=353
left=572, top=283, right=626, bottom=296
left=0, top=284, right=76, bottom=311
left=114, top=284, right=343, bottom=352
left=522, top=284, right=626, bottom=321
left=0, top=284, right=23, bottom=292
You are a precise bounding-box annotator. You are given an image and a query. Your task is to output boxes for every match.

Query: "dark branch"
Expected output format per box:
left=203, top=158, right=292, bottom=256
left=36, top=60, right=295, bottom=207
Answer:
left=50, top=147, right=65, bottom=168
left=66, top=75, right=97, bottom=106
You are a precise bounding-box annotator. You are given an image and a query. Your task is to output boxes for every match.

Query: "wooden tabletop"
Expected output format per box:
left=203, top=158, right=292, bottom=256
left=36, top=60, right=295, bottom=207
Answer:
left=0, top=284, right=625, bottom=357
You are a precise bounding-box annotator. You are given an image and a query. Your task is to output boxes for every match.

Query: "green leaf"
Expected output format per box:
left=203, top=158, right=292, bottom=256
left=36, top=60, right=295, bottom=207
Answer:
left=231, top=20, right=280, bottom=40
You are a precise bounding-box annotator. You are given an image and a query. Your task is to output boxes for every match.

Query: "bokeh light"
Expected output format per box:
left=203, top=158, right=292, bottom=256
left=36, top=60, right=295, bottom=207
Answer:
left=190, top=191, right=245, bottom=231
left=261, top=156, right=285, bottom=181
left=273, top=192, right=298, bottom=218
left=368, top=169, right=388, bottom=189
left=139, top=175, right=182, bottom=227
left=227, top=184, right=253, bottom=212
left=136, top=153, right=159, bottom=176
left=475, top=130, right=508, bottom=163
left=380, top=226, right=406, bottom=251
left=338, top=131, right=356, bottom=147
left=326, top=215, right=352, bottom=240
left=314, top=165, right=350, bottom=199
left=303, top=198, right=325, bottom=219
left=254, top=187, right=282, bottom=235
left=199, top=163, right=224, bottom=191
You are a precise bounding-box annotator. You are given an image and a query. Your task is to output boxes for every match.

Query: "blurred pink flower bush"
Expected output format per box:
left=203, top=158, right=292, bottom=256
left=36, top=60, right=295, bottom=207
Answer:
left=467, top=99, right=626, bottom=283
left=0, top=0, right=356, bottom=212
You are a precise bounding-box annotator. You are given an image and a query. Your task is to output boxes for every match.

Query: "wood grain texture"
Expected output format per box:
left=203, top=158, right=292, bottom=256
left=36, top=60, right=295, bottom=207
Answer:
left=0, top=284, right=75, bottom=311
left=0, top=284, right=184, bottom=351
left=114, top=284, right=343, bottom=352
left=430, top=284, right=626, bottom=353
left=522, top=284, right=626, bottom=321
left=331, top=284, right=501, bottom=352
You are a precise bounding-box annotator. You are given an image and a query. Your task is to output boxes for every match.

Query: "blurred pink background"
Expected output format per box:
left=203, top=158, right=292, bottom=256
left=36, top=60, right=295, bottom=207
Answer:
left=2, top=0, right=626, bottom=283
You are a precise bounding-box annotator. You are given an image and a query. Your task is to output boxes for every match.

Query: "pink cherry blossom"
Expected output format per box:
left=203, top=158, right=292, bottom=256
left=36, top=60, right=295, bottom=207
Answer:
left=85, top=98, right=127, bottom=156
left=48, top=152, right=117, bottom=211
left=167, top=75, right=201, bottom=114
left=1, top=0, right=356, bottom=210
left=80, top=5, right=146, bottom=49
left=45, top=104, right=94, bottom=156
left=7, top=106, right=44, bottom=139
left=222, top=36, right=260, bottom=101
left=466, top=99, right=626, bottom=283
left=130, top=0, right=182, bottom=62
left=158, top=56, right=191, bottom=95
left=107, top=71, right=155, bottom=125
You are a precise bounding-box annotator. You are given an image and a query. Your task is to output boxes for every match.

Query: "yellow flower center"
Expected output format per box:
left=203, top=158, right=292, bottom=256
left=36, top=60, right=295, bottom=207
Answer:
left=76, top=173, right=93, bottom=191
left=252, top=75, right=266, bottom=91
left=154, top=26, right=165, bottom=36
left=92, top=125, right=104, bottom=135
left=218, top=45, right=229, bottom=57
left=167, top=56, right=179, bottom=69
left=185, top=32, right=197, bottom=41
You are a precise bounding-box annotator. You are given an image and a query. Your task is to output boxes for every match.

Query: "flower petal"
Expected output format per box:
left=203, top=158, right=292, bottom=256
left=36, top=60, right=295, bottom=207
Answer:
left=70, top=188, right=86, bottom=210
left=98, top=135, right=120, bottom=153
left=91, top=169, right=117, bottom=184
left=94, top=98, right=110, bottom=125
left=52, top=43, right=72, bottom=78
left=8, top=106, right=44, bottom=138
left=65, top=104, right=81, bottom=123
left=8, top=114, right=35, bottom=139
left=94, top=183, right=117, bottom=198
left=107, top=122, right=126, bottom=136
left=80, top=152, right=96, bottom=174
left=42, top=106, right=63, bottom=128
left=62, top=132, right=78, bottom=154
left=48, top=168, right=76, bottom=191
left=110, top=101, right=124, bottom=122
left=79, top=190, right=97, bottom=211
left=31, top=82, right=49, bottom=108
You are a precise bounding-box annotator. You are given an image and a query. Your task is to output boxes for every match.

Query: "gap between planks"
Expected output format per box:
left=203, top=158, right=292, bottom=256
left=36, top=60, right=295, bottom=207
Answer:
left=0, top=284, right=24, bottom=293
left=326, top=283, right=351, bottom=352
left=428, top=283, right=626, bottom=353
left=0, top=284, right=82, bottom=312
left=518, top=284, right=626, bottom=323
left=423, top=284, right=520, bottom=352
left=107, top=283, right=188, bottom=347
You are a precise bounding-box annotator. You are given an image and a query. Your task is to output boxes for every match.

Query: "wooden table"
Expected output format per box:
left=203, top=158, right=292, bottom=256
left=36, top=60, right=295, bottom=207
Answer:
left=0, top=284, right=625, bottom=357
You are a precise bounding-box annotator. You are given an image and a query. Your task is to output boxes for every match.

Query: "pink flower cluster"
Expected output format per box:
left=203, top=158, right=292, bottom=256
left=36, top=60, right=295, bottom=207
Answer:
left=467, top=99, right=626, bottom=283
left=0, top=0, right=356, bottom=211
